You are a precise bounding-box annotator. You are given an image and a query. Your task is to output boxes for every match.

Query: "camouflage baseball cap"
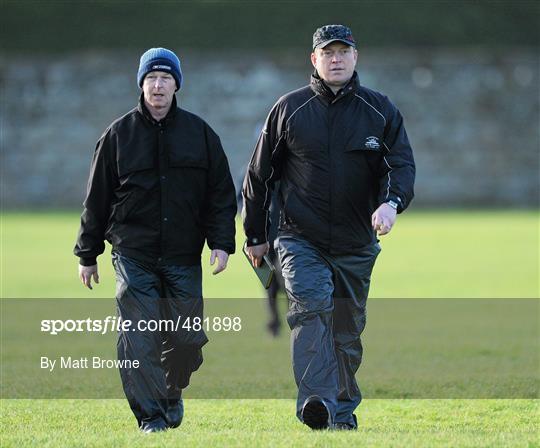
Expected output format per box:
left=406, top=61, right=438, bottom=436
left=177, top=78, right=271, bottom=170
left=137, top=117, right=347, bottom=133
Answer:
left=312, top=24, right=356, bottom=50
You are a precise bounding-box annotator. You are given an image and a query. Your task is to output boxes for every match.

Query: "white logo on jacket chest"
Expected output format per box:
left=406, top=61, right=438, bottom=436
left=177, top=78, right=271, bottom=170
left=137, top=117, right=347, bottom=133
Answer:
left=365, top=136, right=380, bottom=149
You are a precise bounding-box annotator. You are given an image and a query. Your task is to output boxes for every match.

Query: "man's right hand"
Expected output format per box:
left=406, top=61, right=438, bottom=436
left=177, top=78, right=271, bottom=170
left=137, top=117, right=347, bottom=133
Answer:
left=79, top=264, right=99, bottom=290
left=245, top=242, right=269, bottom=268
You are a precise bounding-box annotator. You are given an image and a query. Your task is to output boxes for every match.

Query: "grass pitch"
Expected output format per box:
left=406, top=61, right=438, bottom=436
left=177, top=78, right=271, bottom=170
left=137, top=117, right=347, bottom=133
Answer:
left=1, top=210, right=538, bottom=447
left=1, top=399, right=538, bottom=447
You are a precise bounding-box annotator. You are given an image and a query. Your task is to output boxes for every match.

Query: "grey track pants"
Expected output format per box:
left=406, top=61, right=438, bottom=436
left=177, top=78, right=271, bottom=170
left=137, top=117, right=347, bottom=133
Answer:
left=112, top=253, right=208, bottom=428
left=275, top=232, right=380, bottom=426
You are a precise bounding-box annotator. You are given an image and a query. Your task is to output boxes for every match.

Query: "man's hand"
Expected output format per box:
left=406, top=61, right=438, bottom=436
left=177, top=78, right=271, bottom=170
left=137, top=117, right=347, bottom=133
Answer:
left=245, top=242, right=269, bottom=268
left=372, top=203, right=397, bottom=236
left=210, top=249, right=229, bottom=275
left=79, top=264, right=99, bottom=290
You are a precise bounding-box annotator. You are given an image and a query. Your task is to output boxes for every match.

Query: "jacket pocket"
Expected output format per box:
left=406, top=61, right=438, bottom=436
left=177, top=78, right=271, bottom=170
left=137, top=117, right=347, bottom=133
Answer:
left=116, top=149, right=155, bottom=179
left=111, top=188, right=146, bottom=223
left=169, top=139, right=209, bottom=171
left=344, top=143, right=382, bottom=178
left=169, top=157, right=209, bottom=211
left=282, top=189, right=320, bottom=236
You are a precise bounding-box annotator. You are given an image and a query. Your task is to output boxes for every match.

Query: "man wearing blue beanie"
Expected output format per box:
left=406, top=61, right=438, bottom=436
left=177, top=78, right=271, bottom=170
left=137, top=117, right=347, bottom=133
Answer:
left=137, top=47, right=183, bottom=91
left=75, top=47, right=237, bottom=433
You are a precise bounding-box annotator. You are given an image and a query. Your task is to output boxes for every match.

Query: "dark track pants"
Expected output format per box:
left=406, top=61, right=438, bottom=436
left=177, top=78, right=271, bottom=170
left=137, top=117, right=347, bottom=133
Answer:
left=112, top=253, right=208, bottom=428
left=275, top=232, right=380, bottom=426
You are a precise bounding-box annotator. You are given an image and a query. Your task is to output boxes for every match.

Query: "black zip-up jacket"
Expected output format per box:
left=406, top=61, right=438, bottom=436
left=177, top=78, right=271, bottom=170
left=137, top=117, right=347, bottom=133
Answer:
left=74, top=95, right=237, bottom=266
left=243, top=72, right=415, bottom=254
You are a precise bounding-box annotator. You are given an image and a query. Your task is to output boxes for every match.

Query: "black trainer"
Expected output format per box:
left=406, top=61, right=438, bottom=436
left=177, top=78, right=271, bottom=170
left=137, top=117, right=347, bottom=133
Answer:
left=140, top=418, right=168, bottom=433
left=301, top=395, right=332, bottom=430
left=333, top=413, right=358, bottom=430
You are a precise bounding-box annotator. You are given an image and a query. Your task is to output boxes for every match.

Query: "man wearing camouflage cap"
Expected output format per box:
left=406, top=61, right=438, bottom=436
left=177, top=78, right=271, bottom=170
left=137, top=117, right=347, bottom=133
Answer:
left=243, top=25, right=415, bottom=429
left=75, top=47, right=237, bottom=432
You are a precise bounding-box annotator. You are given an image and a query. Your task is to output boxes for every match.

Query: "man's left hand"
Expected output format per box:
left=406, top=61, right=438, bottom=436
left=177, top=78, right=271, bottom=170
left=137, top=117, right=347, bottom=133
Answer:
left=371, top=203, right=397, bottom=236
left=210, top=249, right=229, bottom=275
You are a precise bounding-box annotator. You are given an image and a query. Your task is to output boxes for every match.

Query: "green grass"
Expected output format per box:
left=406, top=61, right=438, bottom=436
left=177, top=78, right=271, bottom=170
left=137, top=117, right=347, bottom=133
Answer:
left=1, top=399, right=538, bottom=447
left=1, top=210, right=538, bottom=298
left=1, top=210, right=539, bottom=447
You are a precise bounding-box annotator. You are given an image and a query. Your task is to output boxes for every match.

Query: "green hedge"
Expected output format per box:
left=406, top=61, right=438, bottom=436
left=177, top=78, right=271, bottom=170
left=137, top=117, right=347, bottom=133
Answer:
left=1, top=0, right=539, bottom=53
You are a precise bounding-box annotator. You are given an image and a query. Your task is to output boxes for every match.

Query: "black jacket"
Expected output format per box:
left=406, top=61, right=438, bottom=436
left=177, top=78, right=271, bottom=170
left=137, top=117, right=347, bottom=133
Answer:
left=74, top=95, right=237, bottom=266
left=243, top=72, right=415, bottom=254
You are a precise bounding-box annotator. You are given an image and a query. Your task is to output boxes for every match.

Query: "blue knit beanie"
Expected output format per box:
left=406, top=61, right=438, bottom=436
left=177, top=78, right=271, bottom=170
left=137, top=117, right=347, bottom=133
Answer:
left=137, top=48, right=182, bottom=91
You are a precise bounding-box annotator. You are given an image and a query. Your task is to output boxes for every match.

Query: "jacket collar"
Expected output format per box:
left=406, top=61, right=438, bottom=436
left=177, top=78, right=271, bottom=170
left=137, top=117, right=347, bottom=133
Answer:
left=137, top=93, right=178, bottom=125
left=310, top=70, right=360, bottom=102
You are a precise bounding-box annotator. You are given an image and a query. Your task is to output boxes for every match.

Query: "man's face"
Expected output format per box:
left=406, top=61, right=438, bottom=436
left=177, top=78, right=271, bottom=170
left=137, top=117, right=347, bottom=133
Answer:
left=142, top=71, right=176, bottom=110
left=311, top=42, right=358, bottom=88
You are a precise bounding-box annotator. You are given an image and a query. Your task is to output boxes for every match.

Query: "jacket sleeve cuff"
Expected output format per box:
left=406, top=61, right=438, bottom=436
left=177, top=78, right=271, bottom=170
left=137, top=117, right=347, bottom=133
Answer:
left=381, top=195, right=405, bottom=213
left=245, top=235, right=267, bottom=247
left=79, top=257, right=97, bottom=266
left=209, top=244, right=236, bottom=255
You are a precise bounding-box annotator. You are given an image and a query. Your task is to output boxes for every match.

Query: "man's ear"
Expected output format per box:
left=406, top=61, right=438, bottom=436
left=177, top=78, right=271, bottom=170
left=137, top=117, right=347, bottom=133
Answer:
left=310, top=52, right=317, bottom=69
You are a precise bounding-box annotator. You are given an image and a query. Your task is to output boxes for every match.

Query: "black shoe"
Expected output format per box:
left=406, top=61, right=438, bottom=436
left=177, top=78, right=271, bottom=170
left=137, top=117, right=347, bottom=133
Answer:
left=333, top=414, right=358, bottom=431
left=301, top=395, right=332, bottom=430
left=166, top=399, right=184, bottom=428
left=140, top=418, right=168, bottom=433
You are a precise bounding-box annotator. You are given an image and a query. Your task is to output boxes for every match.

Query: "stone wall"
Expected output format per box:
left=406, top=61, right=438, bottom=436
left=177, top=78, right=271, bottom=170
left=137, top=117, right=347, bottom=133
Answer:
left=1, top=49, right=538, bottom=208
